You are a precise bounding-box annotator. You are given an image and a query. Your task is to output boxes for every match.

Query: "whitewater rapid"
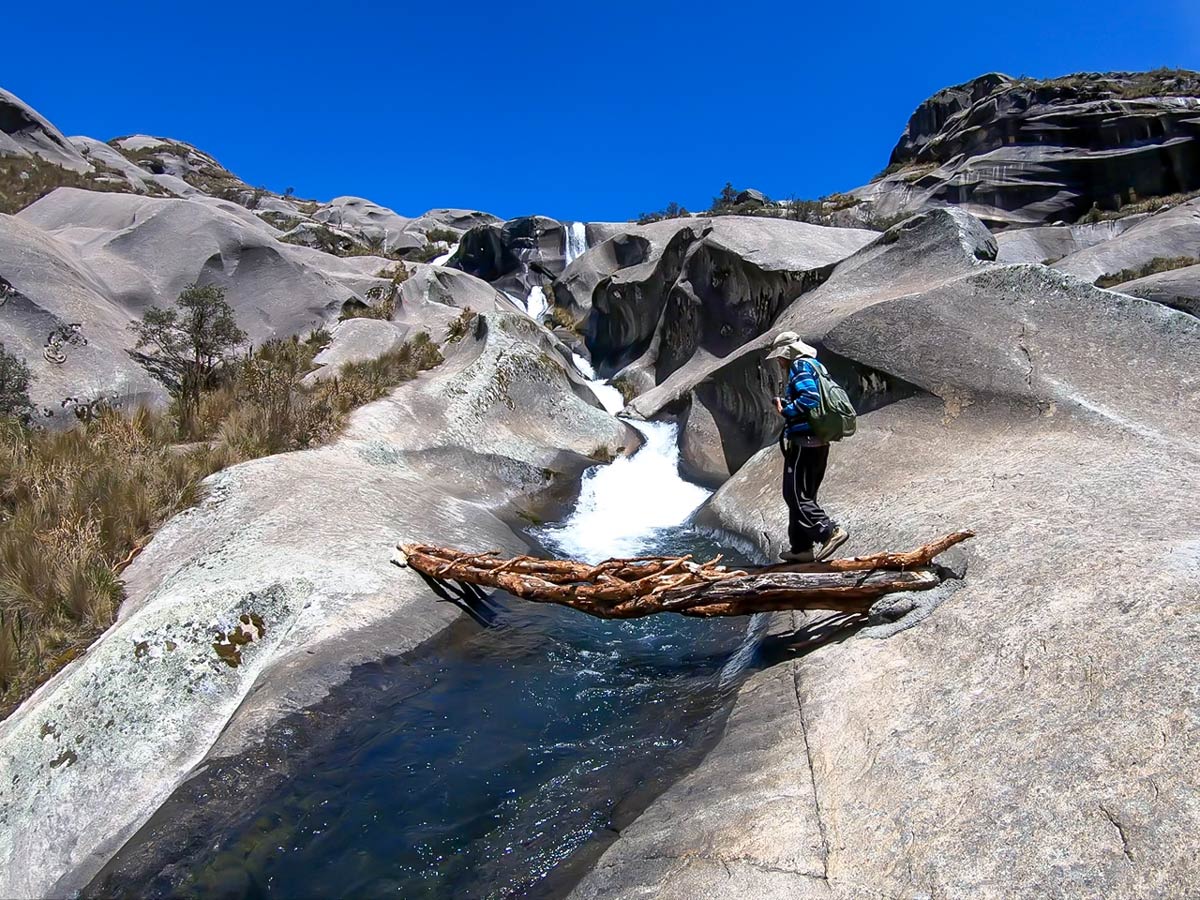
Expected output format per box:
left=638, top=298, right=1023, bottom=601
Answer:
left=540, top=353, right=710, bottom=563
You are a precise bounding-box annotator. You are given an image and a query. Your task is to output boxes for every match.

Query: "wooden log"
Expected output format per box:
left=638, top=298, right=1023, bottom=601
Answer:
left=393, top=531, right=971, bottom=620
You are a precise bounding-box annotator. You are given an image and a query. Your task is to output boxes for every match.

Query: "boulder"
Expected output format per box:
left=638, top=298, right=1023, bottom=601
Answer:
left=676, top=391, right=731, bottom=487
left=735, top=188, right=768, bottom=206
left=0, top=214, right=166, bottom=415
left=447, top=215, right=568, bottom=300
left=312, top=196, right=424, bottom=254
left=302, top=318, right=409, bottom=383
left=402, top=207, right=501, bottom=236
left=626, top=210, right=992, bottom=470
left=106, top=135, right=250, bottom=200
left=1051, top=197, right=1200, bottom=284
left=0, top=308, right=633, bottom=900
left=576, top=216, right=876, bottom=382
left=69, top=136, right=171, bottom=195
left=1110, top=262, right=1200, bottom=317
left=18, top=188, right=362, bottom=345
left=994, top=216, right=1146, bottom=264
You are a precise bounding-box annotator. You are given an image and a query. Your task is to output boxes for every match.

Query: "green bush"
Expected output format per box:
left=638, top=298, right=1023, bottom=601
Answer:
left=636, top=201, right=689, bottom=225
left=0, top=344, right=32, bottom=420
left=424, top=227, right=459, bottom=245
left=131, top=283, right=247, bottom=430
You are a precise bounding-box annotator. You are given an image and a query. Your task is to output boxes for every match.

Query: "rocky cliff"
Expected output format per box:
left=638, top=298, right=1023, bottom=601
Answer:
left=850, top=69, right=1200, bottom=228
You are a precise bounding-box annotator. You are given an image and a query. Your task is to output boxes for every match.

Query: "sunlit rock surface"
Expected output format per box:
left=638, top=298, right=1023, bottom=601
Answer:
left=1050, top=197, right=1200, bottom=283
left=574, top=207, right=1200, bottom=900
left=1110, top=262, right=1200, bottom=317
left=851, top=71, right=1200, bottom=227
left=0, top=87, right=91, bottom=171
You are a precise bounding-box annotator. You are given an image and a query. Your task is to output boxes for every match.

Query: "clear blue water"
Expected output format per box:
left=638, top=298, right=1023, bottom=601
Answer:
left=86, top=528, right=759, bottom=899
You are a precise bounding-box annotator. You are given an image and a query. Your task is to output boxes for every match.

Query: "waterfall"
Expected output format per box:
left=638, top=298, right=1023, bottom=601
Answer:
left=538, top=420, right=711, bottom=563
left=565, top=221, right=587, bottom=266
left=431, top=242, right=459, bottom=266
left=539, top=354, right=710, bottom=563
left=525, top=285, right=548, bottom=319
left=571, top=352, right=624, bottom=414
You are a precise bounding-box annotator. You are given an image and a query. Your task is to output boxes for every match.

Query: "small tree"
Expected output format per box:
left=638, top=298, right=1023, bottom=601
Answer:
left=711, top=182, right=738, bottom=212
left=132, top=283, right=246, bottom=424
left=0, top=343, right=32, bottom=419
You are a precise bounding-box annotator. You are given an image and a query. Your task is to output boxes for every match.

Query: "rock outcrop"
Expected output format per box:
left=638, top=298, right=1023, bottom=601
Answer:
left=1050, top=196, right=1200, bottom=283
left=0, top=87, right=91, bottom=172
left=852, top=70, right=1200, bottom=227
left=1110, top=262, right=1200, bottom=317
left=6, top=70, right=1200, bottom=900
left=311, top=197, right=495, bottom=255
left=0, top=180, right=512, bottom=417
left=557, top=216, right=875, bottom=386
left=572, top=206, right=1200, bottom=899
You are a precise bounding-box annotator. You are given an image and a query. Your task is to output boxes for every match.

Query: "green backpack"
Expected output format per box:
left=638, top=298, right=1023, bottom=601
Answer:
left=807, top=360, right=857, bottom=442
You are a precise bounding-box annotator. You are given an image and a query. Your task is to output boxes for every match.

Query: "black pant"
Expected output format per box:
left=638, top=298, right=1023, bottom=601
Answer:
left=782, top=440, right=832, bottom=551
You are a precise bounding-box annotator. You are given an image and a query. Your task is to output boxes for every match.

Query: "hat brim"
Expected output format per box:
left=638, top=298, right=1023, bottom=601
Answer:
left=765, top=342, right=818, bottom=361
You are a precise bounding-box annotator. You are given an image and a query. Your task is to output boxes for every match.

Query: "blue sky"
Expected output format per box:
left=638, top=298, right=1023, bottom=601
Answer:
left=6, top=0, right=1198, bottom=221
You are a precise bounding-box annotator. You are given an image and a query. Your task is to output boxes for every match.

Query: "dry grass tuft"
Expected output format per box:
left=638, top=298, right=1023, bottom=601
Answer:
left=0, top=328, right=444, bottom=715
left=1095, top=256, right=1199, bottom=288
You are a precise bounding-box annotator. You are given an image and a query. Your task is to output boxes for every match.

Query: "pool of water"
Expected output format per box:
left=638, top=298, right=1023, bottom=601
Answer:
left=86, top=431, right=763, bottom=898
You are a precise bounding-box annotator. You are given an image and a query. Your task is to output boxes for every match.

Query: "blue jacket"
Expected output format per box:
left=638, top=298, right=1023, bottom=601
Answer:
left=781, top=357, right=821, bottom=439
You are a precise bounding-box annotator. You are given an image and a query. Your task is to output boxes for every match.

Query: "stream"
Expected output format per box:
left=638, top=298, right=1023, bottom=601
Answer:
left=86, top=347, right=763, bottom=899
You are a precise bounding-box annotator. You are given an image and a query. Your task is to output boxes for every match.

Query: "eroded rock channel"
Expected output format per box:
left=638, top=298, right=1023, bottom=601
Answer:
left=84, top=422, right=764, bottom=899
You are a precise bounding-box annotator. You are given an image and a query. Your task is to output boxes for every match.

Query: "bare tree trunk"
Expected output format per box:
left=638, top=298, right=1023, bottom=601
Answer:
left=395, top=531, right=972, bottom=620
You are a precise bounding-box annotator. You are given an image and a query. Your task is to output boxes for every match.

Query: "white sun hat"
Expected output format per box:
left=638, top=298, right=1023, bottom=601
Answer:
left=764, top=330, right=818, bottom=361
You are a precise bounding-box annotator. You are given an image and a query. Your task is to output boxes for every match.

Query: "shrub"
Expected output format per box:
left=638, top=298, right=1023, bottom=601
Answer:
left=0, top=409, right=224, bottom=711
left=343, top=263, right=410, bottom=321
left=548, top=305, right=581, bottom=333
left=709, top=181, right=739, bottom=213
left=424, top=227, right=459, bottom=245
left=0, top=344, right=32, bottom=420
left=1094, top=256, right=1199, bottom=288
left=402, top=243, right=444, bottom=263
left=445, top=308, right=478, bottom=343
left=1076, top=188, right=1200, bottom=224
left=636, top=201, right=689, bottom=225
left=0, top=157, right=139, bottom=215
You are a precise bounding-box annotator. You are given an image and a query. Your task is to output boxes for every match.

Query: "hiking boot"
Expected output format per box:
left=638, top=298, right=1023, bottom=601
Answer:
left=780, top=547, right=817, bottom=563
left=817, top=524, right=850, bottom=561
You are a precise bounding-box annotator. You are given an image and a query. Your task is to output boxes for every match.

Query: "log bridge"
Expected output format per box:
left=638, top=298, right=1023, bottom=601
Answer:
left=394, top=531, right=973, bottom=620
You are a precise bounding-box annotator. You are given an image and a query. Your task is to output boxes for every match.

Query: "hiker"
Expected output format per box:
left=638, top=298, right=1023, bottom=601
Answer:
left=767, top=331, right=853, bottom=563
